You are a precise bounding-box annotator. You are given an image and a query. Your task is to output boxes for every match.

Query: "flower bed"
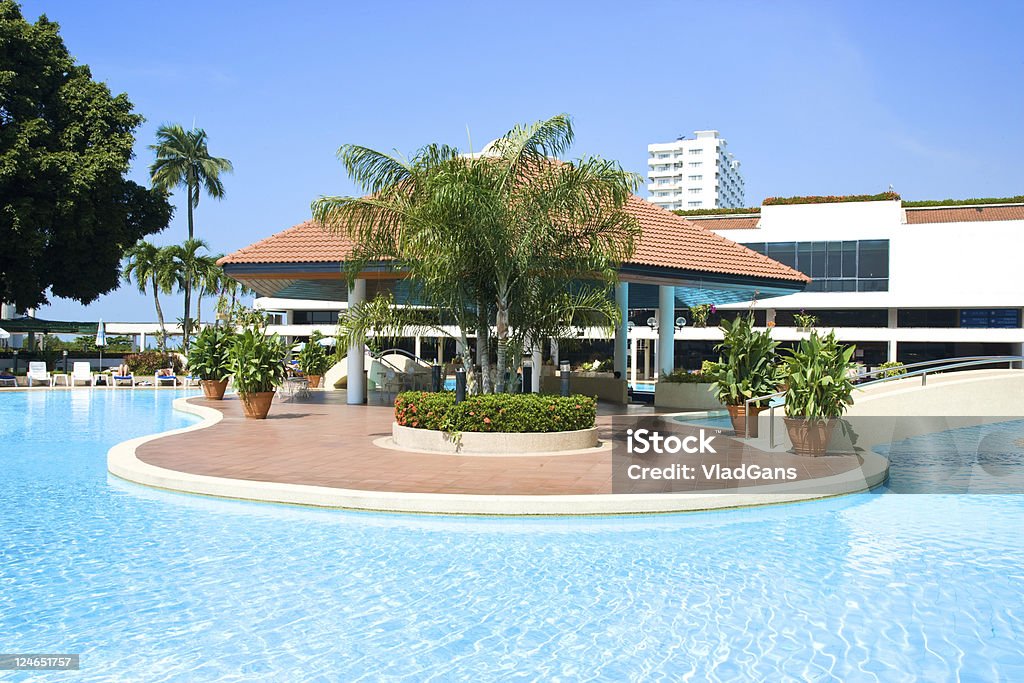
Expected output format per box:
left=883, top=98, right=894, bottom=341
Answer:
left=394, top=391, right=597, bottom=433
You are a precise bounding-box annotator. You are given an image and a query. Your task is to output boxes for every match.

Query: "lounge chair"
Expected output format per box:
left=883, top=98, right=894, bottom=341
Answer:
left=71, top=362, right=94, bottom=387
left=112, top=370, right=135, bottom=387
left=0, top=372, right=16, bottom=387
left=27, top=361, right=52, bottom=387
left=156, top=370, right=178, bottom=387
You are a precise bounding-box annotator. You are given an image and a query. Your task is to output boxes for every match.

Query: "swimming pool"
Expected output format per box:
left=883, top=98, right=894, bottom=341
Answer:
left=1, top=391, right=1022, bottom=680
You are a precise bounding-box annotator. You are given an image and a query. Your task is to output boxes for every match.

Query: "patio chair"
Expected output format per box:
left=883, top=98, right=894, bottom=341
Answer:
left=156, top=369, right=178, bottom=387
left=112, top=370, right=135, bottom=387
left=71, top=362, right=94, bottom=387
left=27, top=362, right=52, bottom=387
left=0, top=371, right=16, bottom=387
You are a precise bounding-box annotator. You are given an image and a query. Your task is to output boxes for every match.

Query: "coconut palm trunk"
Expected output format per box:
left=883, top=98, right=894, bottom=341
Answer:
left=151, top=276, right=167, bottom=351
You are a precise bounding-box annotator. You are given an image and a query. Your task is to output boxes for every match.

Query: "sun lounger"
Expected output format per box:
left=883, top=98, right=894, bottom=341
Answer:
left=0, top=373, right=16, bottom=387
left=71, top=362, right=94, bottom=387
left=27, top=361, right=52, bottom=387
left=156, top=372, right=178, bottom=386
left=112, top=373, right=135, bottom=387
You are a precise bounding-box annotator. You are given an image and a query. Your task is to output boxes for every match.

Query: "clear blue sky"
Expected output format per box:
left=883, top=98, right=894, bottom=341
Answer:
left=23, top=0, right=1024, bottom=323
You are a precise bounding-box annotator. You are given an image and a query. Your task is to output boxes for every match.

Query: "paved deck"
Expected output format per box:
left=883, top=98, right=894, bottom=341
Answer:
left=132, top=392, right=869, bottom=500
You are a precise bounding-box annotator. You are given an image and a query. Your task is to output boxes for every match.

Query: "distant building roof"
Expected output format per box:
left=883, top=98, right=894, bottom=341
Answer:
left=686, top=215, right=761, bottom=230
left=905, top=204, right=1024, bottom=224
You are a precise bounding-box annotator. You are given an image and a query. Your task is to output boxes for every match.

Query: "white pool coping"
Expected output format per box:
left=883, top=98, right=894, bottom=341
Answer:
left=107, top=398, right=890, bottom=516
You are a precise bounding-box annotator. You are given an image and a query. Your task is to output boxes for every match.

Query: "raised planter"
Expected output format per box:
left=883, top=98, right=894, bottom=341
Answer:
left=654, top=382, right=720, bottom=410
left=784, top=417, right=836, bottom=456
left=392, top=422, right=599, bottom=455
left=727, top=404, right=764, bottom=437
left=239, top=391, right=275, bottom=419
left=200, top=379, right=229, bottom=400
left=306, top=374, right=321, bottom=389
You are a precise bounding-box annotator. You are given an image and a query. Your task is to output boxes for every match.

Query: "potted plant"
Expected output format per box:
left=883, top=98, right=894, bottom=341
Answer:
left=298, top=331, right=332, bottom=388
left=704, top=314, right=781, bottom=437
left=229, top=327, right=286, bottom=419
left=793, top=310, right=818, bottom=333
left=782, top=331, right=856, bottom=455
left=187, top=326, right=235, bottom=399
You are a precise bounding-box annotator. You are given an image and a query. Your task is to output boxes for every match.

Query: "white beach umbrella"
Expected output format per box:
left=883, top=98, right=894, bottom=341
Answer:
left=95, top=319, right=106, bottom=369
left=0, top=326, right=9, bottom=340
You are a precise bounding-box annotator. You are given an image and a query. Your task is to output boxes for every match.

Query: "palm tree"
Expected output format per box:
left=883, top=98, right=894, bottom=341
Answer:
left=166, top=238, right=213, bottom=352
left=123, top=241, right=176, bottom=351
left=314, top=114, right=640, bottom=393
left=149, top=124, right=233, bottom=241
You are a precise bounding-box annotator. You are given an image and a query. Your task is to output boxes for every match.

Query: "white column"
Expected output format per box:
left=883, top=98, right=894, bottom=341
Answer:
left=658, top=285, right=675, bottom=378
left=888, top=340, right=898, bottom=364
left=414, top=335, right=422, bottom=359
left=138, top=332, right=146, bottom=351
left=347, top=279, right=366, bottom=404
left=614, top=282, right=629, bottom=377
left=437, top=337, right=445, bottom=365
left=643, top=340, right=650, bottom=380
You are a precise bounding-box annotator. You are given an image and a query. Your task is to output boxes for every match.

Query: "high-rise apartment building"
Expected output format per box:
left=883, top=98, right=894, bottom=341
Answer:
left=647, top=130, right=744, bottom=211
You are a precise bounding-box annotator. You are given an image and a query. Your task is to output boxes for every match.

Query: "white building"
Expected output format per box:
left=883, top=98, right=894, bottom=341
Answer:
left=647, top=130, right=745, bottom=211
left=689, top=198, right=1024, bottom=369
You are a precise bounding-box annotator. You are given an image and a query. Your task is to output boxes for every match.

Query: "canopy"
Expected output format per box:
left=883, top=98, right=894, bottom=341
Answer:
left=0, top=327, right=9, bottom=340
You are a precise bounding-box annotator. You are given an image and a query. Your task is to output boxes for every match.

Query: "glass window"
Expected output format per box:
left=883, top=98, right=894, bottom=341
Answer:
left=858, top=240, right=889, bottom=278
left=766, top=242, right=797, bottom=270
left=809, top=242, right=826, bottom=278
left=826, top=241, right=843, bottom=278
left=841, top=241, right=857, bottom=278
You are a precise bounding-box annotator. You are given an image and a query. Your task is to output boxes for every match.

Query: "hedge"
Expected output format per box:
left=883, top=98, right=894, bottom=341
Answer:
left=763, top=191, right=900, bottom=206
left=903, top=195, right=1024, bottom=207
left=661, top=370, right=709, bottom=384
left=672, top=207, right=761, bottom=217
left=394, top=391, right=597, bottom=433
left=123, top=351, right=184, bottom=375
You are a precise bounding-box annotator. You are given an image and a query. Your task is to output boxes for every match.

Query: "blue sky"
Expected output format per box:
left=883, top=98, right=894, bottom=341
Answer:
left=23, top=0, right=1024, bottom=323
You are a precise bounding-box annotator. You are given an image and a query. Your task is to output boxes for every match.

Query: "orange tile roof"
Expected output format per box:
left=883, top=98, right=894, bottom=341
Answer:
left=220, top=197, right=809, bottom=283
left=905, top=205, right=1024, bottom=224
left=686, top=215, right=761, bottom=230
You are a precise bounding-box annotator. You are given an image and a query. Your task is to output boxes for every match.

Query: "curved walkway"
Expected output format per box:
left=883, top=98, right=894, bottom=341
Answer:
left=108, top=393, right=888, bottom=515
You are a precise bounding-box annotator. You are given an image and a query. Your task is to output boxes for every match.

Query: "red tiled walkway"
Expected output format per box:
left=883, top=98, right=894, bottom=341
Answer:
left=135, top=393, right=864, bottom=497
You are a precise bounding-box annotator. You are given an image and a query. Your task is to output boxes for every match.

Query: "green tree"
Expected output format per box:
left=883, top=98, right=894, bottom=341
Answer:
left=313, top=114, right=639, bottom=393
left=0, top=2, right=172, bottom=310
left=166, top=238, right=215, bottom=351
left=123, top=241, right=176, bottom=351
left=148, top=124, right=233, bottom=241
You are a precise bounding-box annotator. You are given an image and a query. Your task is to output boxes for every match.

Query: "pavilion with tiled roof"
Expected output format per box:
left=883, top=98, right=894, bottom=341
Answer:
left=220, top=197, right=808, bottom=403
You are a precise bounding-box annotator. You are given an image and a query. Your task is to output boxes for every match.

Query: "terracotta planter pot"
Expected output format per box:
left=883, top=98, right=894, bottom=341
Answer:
left=784, top=417, right=836, bottom=456
left=239, top=391, right=275, bottom=419
left=726, top=404, right=763, bottom=437
left=306, top=374, right=321, bottom=389
left=200, top=378, right=229, bottom=400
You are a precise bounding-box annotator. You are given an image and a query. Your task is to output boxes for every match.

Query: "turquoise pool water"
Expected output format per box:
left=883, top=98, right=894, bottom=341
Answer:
left=1, top=391, right=1023, bottom=680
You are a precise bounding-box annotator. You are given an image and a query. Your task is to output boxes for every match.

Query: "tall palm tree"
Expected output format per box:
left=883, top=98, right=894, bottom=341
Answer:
left=123, top=241, right=176, bottom=351
left=149, top=124, right=233, bottom=241
left=166, top=238, right=213, bottom=352
left=314, top=114, right=640, bottom=393
left=193, top=254, right=225, bottom=329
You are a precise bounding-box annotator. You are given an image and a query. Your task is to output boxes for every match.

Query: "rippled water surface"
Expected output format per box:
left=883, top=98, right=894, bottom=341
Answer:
left=1, top=390, right=1023, bottom=681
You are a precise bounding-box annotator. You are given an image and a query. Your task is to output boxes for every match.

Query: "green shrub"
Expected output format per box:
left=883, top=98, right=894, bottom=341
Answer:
left=662, top=370, right=708, bottom=384
left=298, top=331, right=332, bottom=375
left=188, top=326, right=235, bottom=381
left=878, top=361, right=907, bottom=378
left=783, top=331, right=856, bottom=419
left=124, top=351, right=184, bottom=375
left=763, top=191, right=900, bottom=206
left=230, top=328, right=286, bottom=394
left=903, top=195, right=1024, bottom=208
left=703, top=315, right=782, bottom=407
left=394, top=392, right=597, bottom=433
left=672, top=207, right=760, bottom=217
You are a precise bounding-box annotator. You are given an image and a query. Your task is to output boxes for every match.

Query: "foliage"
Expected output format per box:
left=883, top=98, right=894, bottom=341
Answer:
left=394, top=391, right=597, bottom=433
left=0, top=2, right=172, bottom=310
left=65, top=334, right=133, bottom=352
left=124, top=351, right=184, bottom=375
left=187, top=326, right=234, bottom=381
left=298, top=331, right=332, bottom=375
left=763, top=191, right=900, bottom=206
left=662, top=369, right=708, bottom=384
left=704, top=315, right=782, bottom=407
left=229, top=327, right=285, bottom=394
left=793, top=311, right=818, bottom=329
left=689, top=303, right=714, bottom=328
left=903, top=195, right=1024, bottom=208
left=149, top=124, right=233, bottom=240
left=672, top=207, right=761, bottom=217
left=164, top=238, right=219, bottom=351
left=782, top=331, right=856, bottom=419
left=313, top=114, right=640, bottom=395
left=123, top=240, right=176, bottom=350
left=878, top=360, right=907, bottom=378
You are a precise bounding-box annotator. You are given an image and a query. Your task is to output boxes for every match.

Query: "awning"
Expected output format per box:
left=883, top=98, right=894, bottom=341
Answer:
left=0, top=316, right=99, bottom=335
